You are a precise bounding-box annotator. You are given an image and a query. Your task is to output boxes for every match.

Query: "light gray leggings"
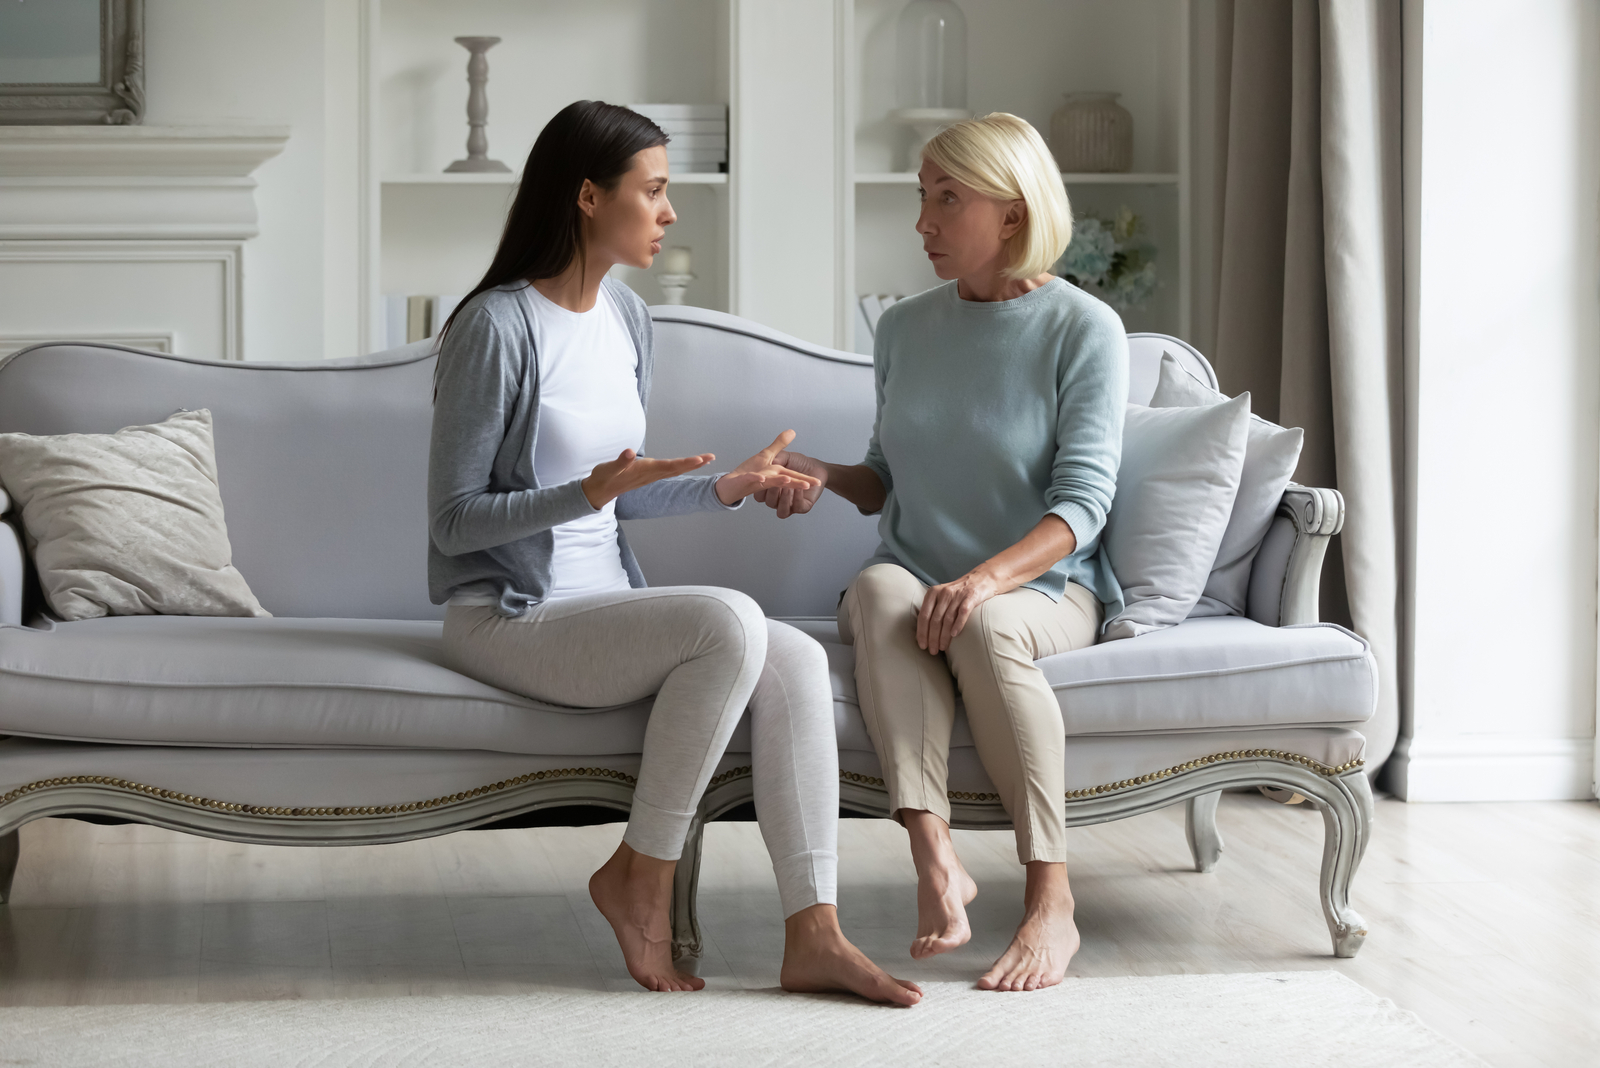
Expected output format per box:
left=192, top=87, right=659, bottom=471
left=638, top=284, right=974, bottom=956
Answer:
left=442, top=586, right=838, bottom=917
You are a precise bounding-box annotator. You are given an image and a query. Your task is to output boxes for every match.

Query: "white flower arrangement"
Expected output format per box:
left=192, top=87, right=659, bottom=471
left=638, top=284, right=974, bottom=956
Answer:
left=1056, top=206, right=1158, bottom=311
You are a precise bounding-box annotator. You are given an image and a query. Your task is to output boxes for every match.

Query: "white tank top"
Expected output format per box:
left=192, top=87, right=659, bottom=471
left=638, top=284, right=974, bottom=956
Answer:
left=523, top=283, right=647, bottom=600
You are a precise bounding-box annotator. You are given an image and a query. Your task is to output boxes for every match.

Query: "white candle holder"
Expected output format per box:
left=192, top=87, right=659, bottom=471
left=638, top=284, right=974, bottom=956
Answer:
left=657, top=273, right=695, bottom=305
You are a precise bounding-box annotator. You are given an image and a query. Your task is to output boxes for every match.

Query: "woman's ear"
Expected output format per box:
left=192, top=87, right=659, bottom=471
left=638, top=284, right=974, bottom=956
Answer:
left=576, top=178, right=599, bottom=219
left=999, top=199, right=1029, bottom=240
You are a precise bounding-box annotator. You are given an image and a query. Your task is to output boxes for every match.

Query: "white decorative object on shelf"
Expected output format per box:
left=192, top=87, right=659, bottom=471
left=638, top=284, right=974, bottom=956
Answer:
left=659, top=247, right=693, bottom=275
left=657, top=245, right=695, bottom=304
left=657, top=274, right=695, bottom=305
left=1050, top=92, right=1133, bottom=174
left=445, top=37, right=511, bottom=174
left=890, top=0, right=969, bottom=170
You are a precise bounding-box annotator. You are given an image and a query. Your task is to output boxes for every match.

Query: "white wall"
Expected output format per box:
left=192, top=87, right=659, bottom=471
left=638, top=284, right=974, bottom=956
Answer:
left=1393, top=0, right=1600, bottom=800
left=144, top=0, right=357, bottom=361
left=732, top=0, right=837, bottom=346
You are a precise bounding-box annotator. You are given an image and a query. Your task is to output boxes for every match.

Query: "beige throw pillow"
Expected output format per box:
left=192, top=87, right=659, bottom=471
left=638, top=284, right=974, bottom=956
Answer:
left=0, top=409, right=269, bottom=621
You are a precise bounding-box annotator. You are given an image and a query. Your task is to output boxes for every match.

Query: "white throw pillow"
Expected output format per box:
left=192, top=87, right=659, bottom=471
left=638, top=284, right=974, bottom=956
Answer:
left=1149, top=352, right=1304, bottom=617
left=0, top=409, right=269, bottom=621
left=1101, top=392, right=1251, bottom=641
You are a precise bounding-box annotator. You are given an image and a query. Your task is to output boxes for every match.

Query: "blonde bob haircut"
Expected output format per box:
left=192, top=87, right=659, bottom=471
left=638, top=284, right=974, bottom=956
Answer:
left=921, top=113, right=1073, bottom=280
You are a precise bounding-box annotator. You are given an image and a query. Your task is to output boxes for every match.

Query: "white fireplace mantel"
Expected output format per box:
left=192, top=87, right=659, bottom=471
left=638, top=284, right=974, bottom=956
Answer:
left=0, top=126, right=290, bottom=241
left=0, top=126, right=290, bottom=360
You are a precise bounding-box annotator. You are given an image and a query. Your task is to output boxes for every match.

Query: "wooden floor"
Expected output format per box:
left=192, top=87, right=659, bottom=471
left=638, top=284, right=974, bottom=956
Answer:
left=1, top=791, right=1596, bottom=1068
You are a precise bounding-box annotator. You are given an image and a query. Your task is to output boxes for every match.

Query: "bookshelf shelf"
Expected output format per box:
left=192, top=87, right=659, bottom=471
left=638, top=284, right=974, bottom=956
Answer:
left=854, top=172, right=1180, bottom=186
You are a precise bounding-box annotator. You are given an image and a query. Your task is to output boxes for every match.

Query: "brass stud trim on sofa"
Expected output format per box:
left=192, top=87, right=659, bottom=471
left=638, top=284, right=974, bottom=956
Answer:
left=0, top=766, right=640, bottom=819
left=843, top=748, right=1365, bottom=804
left=0, top=750, right=1362, bottom=821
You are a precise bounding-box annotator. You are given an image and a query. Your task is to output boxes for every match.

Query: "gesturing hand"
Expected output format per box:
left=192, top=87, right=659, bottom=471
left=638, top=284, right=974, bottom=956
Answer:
left=752, top=449, right=828, bottom=518
left=714, top=430, right=823, bottom=506
left=582, top=449, right=714, bottom=509
left=917, top=569, right=1003, bottom=655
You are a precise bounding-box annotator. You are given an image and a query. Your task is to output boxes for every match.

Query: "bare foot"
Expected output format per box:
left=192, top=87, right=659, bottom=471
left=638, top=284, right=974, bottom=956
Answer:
left=903, top=809, right=977, bottom=959
left=588, top=841, right=704, bottom=992
left=977, top=861, right=1079, bottom=991
left=781, top=905, right=923, bottom=1006
left=911, top=853, right=977, bottom=959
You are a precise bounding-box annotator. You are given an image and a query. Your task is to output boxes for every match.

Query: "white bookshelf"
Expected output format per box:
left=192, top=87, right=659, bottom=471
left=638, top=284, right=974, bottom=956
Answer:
left=354, top=0, right=1192, bottom=354
left=855, top=172, right=1180, bottom=185
left=836, top=0, right=1191, bottom=349
left=363, top=0, right=734, bottom=349
left=381, top=172, right=729, bottom=186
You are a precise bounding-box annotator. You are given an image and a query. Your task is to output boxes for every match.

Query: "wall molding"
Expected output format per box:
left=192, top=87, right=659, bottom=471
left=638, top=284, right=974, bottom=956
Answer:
left=1387, top=734, right=1597, bottom=802
left=0, top=241, right=243, bottom=361
left=0, top=126, right=288, bottom=242
left=0, top=332, right=173, bottom=359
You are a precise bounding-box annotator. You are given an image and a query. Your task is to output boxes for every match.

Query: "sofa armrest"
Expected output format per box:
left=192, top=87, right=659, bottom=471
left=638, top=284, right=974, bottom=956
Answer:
left=1246, top=483, right=1345, bottom=627
left=0, top=514, right=22, bottom=627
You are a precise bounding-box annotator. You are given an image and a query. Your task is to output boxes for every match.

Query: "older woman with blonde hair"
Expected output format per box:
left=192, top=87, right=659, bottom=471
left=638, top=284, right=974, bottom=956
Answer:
left=757, top=113, right=1127, bottom=991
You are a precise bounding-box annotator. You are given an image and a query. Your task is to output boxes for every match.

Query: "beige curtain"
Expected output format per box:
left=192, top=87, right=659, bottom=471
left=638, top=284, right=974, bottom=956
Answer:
left=1211, top=0, right=1405, bottom=769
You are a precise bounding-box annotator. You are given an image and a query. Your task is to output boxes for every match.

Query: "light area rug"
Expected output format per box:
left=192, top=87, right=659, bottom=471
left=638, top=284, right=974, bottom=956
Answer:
left=0, top=972, right=1485, bottom=1068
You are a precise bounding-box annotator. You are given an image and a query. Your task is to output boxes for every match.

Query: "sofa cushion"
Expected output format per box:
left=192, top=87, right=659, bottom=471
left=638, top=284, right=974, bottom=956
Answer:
left=1033, top=616, right=1377, bottom=733
left=0, top=614, right=1374, bottom=756
left=0, top=616, right=663, bottom=755
left=785, top=615, right=1376, bottom=741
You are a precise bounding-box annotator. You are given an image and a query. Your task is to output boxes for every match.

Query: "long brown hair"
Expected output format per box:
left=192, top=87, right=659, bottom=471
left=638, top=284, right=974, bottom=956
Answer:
left=437, top=100, right=669, bottom=343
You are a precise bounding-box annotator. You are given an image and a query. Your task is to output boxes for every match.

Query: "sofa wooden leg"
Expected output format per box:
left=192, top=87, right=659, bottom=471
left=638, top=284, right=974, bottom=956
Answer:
left=1185, top=791, right=1223, bottom=873
left=0, top=830, right=18, bottom=904
left=670, top=813, right=705, bottom=970
left=1315, top=771, right=1374, bottom=958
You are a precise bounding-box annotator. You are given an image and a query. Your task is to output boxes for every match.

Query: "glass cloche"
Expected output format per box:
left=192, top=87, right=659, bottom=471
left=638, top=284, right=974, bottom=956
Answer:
left=895, top=0, right=968, bottom=111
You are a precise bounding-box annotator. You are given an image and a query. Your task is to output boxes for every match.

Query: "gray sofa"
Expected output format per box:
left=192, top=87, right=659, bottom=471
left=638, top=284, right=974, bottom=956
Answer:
left=0, top=308, right=1377, bottom=963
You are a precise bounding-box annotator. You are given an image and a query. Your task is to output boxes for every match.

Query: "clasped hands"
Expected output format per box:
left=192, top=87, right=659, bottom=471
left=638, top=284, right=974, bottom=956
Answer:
left=580, top=429, right=821, bottom=511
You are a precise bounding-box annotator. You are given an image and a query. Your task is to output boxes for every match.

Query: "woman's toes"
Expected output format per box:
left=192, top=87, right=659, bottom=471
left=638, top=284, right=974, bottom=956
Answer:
left=881, top=977, right=922, bottom=1005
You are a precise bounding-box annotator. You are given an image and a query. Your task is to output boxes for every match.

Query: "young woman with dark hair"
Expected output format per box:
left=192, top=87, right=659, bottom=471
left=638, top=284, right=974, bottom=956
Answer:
left=429, top=100, right=919, bottom=1004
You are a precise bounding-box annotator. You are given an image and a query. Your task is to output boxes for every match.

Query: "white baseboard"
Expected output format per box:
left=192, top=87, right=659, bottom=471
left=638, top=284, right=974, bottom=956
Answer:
left=1387, top=734, right=1597, bottom=801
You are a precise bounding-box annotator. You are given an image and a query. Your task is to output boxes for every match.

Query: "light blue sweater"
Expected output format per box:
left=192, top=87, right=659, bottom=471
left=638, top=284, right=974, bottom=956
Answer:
left=862, top=278, right=1127, bottom=617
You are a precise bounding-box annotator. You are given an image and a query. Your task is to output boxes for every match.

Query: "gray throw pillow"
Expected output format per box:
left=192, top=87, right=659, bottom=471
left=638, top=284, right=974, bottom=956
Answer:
left=1101, top=393, right=1251, bottom=641
left=0, top=409, right=269, bottom=621
left=1149, top=352, right=1304, bottom=617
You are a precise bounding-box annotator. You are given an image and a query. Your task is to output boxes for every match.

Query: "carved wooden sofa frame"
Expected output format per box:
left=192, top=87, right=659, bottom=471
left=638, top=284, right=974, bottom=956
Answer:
left=0, top=482, right=1370, bottom=964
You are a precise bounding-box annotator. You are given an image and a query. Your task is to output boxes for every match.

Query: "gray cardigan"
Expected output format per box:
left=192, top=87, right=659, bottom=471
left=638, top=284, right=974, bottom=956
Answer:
left=427, top=277, right=734, bottom=615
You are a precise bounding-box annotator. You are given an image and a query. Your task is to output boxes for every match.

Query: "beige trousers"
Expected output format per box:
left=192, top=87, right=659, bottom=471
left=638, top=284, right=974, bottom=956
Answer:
left=838, top=563, right=1102, bottom=863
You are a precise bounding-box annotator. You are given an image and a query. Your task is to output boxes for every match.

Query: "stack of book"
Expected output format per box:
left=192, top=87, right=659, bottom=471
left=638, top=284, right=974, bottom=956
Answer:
left=629, top=104, right=727, bottom=174
left=382, top=294, right=464, bottom=349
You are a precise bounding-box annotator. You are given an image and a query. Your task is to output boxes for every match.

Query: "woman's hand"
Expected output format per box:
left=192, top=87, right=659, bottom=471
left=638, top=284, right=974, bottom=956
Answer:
left=753, top=449, right=829, bottom=517
left=917, top=515, right=1079, bottom=653
left=714, top=430, right=823, bottom=506
left=583, top=449, right=714, bottom=509
left=917, top=569, right=1003, bottom=654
